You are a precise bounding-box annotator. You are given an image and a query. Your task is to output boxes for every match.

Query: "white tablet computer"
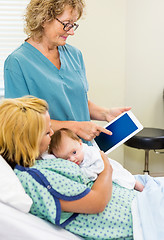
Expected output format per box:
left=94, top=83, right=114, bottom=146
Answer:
left=91, top=110, right=143, bottom=154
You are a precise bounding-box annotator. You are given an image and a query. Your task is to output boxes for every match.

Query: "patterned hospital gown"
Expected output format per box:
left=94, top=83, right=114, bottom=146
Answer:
left=15, top=159, right=137, bottom=240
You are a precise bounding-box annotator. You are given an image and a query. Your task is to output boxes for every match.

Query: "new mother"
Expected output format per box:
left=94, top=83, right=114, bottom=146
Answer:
left=4, top=0, right=130, bottom=144
left=0, top=96, right=136, bottom=240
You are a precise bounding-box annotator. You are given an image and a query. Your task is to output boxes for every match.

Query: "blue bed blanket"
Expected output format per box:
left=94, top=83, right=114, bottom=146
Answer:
left=135, top=175, right=164, bottom=240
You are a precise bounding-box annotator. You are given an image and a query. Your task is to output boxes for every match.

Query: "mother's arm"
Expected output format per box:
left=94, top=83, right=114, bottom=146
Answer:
left=60, top=152, right=113, bottom=214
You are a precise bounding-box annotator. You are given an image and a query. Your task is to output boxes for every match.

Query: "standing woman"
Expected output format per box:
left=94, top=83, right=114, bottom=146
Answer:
left=4, top=0, right=130, bottom=143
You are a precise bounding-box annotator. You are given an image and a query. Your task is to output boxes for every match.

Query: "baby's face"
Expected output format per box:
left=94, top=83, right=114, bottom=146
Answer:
left=53, top=136, right=84, bottom=165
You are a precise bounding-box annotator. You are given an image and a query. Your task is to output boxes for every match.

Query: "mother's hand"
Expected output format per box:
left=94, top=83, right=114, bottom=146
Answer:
left=74, top=121, right=112, bottom=141
left=100, top=151, right=113, bottom=173
left=60, top=151, right=113, bottom=214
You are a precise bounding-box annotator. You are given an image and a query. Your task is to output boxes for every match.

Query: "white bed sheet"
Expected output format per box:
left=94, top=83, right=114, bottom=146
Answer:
left=0, top=196, right=144, bottom=240
left=131, top=198, right=144, bottom=240
left=0, top=201, right=83, bottom=240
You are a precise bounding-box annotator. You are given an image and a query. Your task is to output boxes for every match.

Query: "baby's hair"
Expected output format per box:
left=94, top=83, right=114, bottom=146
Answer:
left=48, top=128, right=80, bottom=154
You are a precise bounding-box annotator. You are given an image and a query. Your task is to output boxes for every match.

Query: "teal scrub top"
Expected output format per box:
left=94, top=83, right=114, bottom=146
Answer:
left=4, top=42, right=90, bottom=123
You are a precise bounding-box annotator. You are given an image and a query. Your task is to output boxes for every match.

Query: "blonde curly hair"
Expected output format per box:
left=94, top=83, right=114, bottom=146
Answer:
left=24, top=0, right=85, bottom=41
left=0, top=96, right=48, bottom=168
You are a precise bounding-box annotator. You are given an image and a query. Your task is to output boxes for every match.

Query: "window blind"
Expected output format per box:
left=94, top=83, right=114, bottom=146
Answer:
left=0, top=0, right=29, bottom=97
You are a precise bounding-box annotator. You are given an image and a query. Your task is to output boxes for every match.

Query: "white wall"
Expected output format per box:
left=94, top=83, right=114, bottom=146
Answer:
left=125, top=0, right=164, bottom=175
left=69, top=0, right=164, bottom=174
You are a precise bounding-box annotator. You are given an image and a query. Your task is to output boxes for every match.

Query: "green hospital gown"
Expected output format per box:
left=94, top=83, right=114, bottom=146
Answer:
left=15, top=159, right=137, bottom=240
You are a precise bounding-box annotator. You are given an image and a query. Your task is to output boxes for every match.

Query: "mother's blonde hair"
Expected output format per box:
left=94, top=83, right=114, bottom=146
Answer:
left=0, top=96, right=48, bottom=168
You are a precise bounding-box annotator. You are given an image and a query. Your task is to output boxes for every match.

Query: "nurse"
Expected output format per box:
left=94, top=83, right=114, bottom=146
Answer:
left=4, top=0, right=130, bottom=144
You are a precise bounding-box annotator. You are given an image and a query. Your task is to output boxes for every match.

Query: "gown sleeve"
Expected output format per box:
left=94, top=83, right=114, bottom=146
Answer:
left=15, top=159, right=92, bottom=227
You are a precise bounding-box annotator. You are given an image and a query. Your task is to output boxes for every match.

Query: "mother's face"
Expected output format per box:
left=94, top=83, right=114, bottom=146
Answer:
left=39, top=111, right=54, bottom=155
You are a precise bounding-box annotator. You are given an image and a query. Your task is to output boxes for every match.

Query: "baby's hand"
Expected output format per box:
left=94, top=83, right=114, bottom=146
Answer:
left=134, top=180, right=144, bottom=192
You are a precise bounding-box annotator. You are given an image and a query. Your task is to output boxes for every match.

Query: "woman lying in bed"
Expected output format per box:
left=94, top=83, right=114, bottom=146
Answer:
left=0, top=96, right=140, bottom=239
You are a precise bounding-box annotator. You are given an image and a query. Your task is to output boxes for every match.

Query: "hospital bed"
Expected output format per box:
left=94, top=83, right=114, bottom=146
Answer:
left=0, top=201, right=83, bottom=240
left=1, top=154, right=163, bottom=240
left=0, top=196, right=144, bottom=240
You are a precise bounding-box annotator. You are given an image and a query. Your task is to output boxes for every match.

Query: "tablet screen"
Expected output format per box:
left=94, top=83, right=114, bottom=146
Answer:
left=92, top=111, right=143, bottom=154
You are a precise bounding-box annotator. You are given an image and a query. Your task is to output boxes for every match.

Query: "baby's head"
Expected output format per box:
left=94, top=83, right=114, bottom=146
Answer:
left=48, top=128, right=84, bottom=165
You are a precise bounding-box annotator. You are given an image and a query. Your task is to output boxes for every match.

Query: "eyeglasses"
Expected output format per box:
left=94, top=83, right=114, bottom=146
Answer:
left=56, top=18, right=79, bottom=32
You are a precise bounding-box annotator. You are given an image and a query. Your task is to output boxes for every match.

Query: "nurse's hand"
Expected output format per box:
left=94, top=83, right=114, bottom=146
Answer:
left=104, top=107, right=131, bottom=122
left=74, top=121, right=112, bottom=141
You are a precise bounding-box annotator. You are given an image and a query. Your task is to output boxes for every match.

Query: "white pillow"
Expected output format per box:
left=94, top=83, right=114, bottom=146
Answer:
left=0, top=155, right=33, bottom=213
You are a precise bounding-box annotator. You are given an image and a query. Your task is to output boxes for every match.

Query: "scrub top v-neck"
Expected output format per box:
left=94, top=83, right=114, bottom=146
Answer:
left=4, top=42, right=90, bottom=123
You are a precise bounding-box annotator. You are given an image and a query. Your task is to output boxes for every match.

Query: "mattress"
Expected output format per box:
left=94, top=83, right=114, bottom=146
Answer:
left=0, top=201, right=83, bottom=240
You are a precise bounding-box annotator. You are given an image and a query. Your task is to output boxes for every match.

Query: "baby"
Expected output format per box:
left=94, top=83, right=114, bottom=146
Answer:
left=47, top=128, right=144, bottom=191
